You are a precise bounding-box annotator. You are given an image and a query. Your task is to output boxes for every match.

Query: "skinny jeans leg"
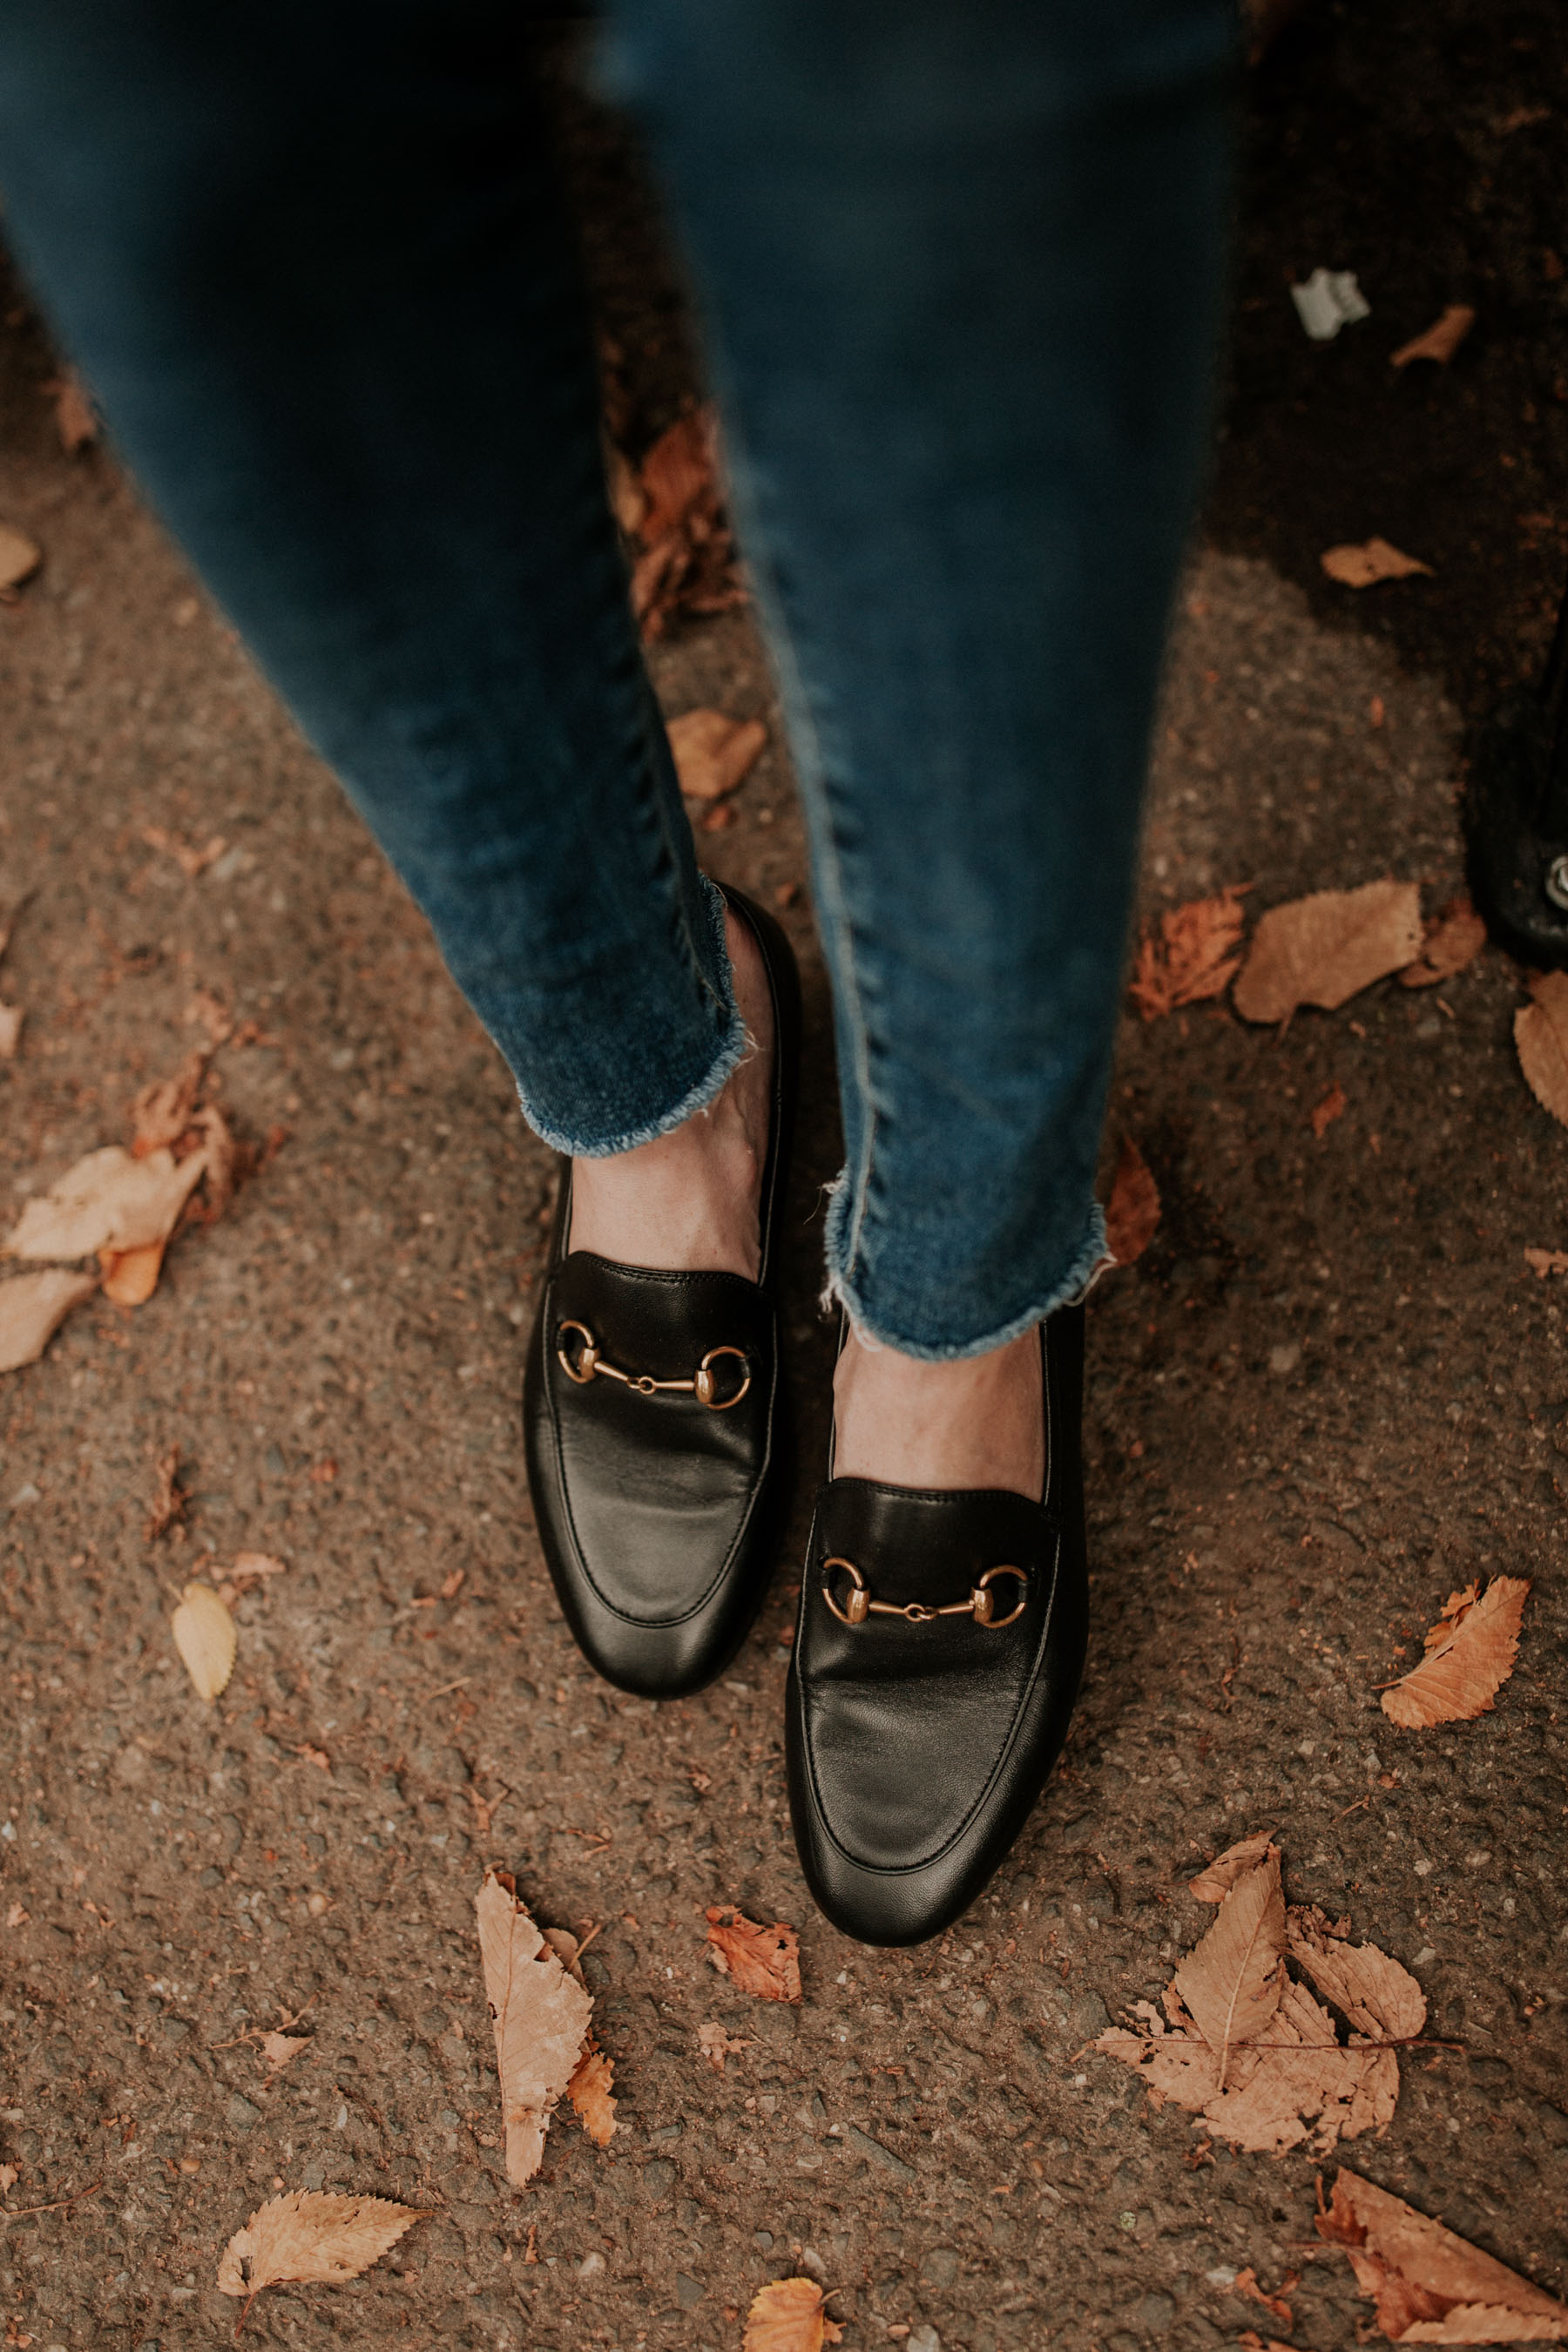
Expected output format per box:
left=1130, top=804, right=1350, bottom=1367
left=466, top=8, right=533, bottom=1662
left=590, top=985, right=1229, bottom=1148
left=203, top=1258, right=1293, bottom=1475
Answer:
left=605, top=0, right=1237, bottom=1355
left=0, top=2, right=743, bottom=1157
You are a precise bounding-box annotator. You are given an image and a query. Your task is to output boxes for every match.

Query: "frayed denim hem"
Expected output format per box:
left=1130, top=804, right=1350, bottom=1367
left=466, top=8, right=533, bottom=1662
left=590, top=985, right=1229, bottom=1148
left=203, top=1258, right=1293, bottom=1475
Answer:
left=821, top=1198, right=1112, bottom=1363
left=512, top=873, right=748, bottom=1158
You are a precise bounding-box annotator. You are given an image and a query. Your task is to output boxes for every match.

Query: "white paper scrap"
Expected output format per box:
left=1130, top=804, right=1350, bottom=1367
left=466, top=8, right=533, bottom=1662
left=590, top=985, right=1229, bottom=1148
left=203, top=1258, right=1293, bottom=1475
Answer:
left=1290, top=268, right=1371, bottom=342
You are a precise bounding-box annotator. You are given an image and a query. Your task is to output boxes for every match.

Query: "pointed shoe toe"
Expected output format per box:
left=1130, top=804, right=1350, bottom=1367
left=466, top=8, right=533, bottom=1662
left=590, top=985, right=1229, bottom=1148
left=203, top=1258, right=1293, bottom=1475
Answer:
left=785, top=1306, right=1089, bottom=1946
left=522, top=887, right=801, bottom=1699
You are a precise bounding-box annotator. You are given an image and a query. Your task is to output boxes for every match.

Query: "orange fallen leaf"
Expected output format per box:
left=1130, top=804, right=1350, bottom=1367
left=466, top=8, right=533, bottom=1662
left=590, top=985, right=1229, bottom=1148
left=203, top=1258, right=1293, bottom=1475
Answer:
left=216, top=2190, right=424, bottom=2308
left=1233, top=2265, right=1297, bottom=2327
left=1399, top=893, right=1486, bottom=988
left=1515, top=970, right=1568, bottom=1128
left=98, top=1240, right=166, bottom=1307
left=630, top=409, right=745, bottom=640
left=1188, top=1829, right=1278, bottom=1903
left=259, top=2032, right=310, bottom=2075
left=1233, top=881, right=1424, bottom=1024
left=742, top=2277, right=843, bottom=2352
left=1316, top=2167, right=1568, bottom=2342
left=1320, top=538, right=1433, bottom=588
left=0, top=1267, right=98, bottom=1375
left=1309, top=1082, right=1347, bottom=1139
left=706, top=1908, right=801, bottom=2003
left=1380, top=1576, right=1530, bottom=1728
left=1173, top=1838, right=1287, bottom=2089
left=668, top=708, right=767, bottom=802
left=1389, top=305, right=1476, bottom=368
left=1524, top=1247, right=1568, bottom=1277
left=1129, top=885, right=1248, bottom=1018
left=1105, top=1137, right=1160, bottom=1267
left=474, top=1870, right=594, bottom=2186
left=566, top=2040, right=617, bottom=2146
left=698, top=2020, right=751, bottom=2074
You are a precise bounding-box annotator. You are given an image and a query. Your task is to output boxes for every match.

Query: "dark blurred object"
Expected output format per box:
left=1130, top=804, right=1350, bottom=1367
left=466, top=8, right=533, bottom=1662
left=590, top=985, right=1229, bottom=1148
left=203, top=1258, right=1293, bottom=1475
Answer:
left=1465, top=575, right=1568, bottom=967
left=1241, top=0, right=1309, bottom=64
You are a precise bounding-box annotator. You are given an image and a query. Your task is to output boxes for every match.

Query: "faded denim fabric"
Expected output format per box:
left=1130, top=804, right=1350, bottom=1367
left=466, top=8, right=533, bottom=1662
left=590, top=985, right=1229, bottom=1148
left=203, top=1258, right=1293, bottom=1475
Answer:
left=0, top=0, right=1234, bottom=1355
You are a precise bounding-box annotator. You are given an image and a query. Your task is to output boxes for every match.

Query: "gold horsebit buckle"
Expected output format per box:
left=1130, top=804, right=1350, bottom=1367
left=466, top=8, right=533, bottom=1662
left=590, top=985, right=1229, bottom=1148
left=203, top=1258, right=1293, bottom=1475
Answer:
left=821, top=1557, right=1028, bottom=1630
left=556, top=1320, right=751, bottom=1411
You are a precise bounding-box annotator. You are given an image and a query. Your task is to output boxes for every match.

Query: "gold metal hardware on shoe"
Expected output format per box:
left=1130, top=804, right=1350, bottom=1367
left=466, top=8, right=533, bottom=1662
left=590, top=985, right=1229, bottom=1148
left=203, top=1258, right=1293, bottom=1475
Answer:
left=555, top=1320, right=750, bottom=1410
left=820, top=1557, right=1028, bottom=1630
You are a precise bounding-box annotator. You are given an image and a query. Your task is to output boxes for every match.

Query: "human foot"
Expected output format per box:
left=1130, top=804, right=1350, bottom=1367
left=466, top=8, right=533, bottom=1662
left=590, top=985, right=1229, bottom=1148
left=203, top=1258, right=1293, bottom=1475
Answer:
left=567, top=903, right=775, bottom=1281
left=831, top=1321, right=1045, bottom=1502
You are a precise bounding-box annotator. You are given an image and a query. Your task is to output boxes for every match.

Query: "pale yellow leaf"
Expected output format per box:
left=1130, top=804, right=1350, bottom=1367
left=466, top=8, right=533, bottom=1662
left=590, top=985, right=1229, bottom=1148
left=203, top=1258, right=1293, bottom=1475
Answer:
left=1317, top=2167, right=1568, bottom=2341
left=172, top=1581, right=237, bottom=1701
left=474, top=1869, right=593, bottom=2187
left=4, top=1144, right=206, bottom=1260
left=1381, top=1576, right=1531, bottom=1728
left=216, top=2190, right=423, bottom=2302
left=1233, top=881, right=1424, bottom=1024
left=743, top=2276, right=844, bottom=2352
left=0, top=1267, right=98, bottom=1373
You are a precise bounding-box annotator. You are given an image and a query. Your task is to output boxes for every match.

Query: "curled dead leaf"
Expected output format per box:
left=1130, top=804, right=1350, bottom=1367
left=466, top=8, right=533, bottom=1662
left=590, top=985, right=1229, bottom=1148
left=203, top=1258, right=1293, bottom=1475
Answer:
left=566, top=2039, right=617, bottom=2146
left=1316, top=2167, right=1568, bottom=2342
left=98, top=1239, right=166, bottom=1307
left=172, top=1581, right=237, bottom=1701
left=743, top=2276, right=844, bottom=2352
left=1105, top=1137, right=1160, bottom=1267
left=1515, top=970, right=1568, bottom=1128
left=1380, top=1575, right=1530, bottom=1728
left=1188, top=1830, right=1279, bottom=1903
left=669, top=708, right=767, bottom=802
left=706, top=1907, right=801, bottom=2003
left=0, top=1267, right=98, bottom=1374
left=4, top=1143, right=207, bottom=1261
left=1232, top=881, right=1424, bottom=1024
left=474, top=1869, right=594, bottom=2186
left=1320, top=538, right=1433, bottom=588
left=1389, top=304, right=1476, bottom=368
left=216, top=2190, right=424, bottom=2305
left=1129, top=885, right=1248, bottom=1019
left=1399, top=894, right=1486, bottom=988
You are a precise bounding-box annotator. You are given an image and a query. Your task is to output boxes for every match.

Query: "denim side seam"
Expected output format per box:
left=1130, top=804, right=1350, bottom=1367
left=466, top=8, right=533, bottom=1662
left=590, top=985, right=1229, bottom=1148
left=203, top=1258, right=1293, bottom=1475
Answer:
left=512, top=869, right=747, bottom=1158
left=822, top=1197, right=1112, bottom=1363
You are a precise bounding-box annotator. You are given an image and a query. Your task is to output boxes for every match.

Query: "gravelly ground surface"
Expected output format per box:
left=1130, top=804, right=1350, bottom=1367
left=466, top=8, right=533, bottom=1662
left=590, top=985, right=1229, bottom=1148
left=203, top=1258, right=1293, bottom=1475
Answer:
left=3, top=25, right=1568, bottom=2352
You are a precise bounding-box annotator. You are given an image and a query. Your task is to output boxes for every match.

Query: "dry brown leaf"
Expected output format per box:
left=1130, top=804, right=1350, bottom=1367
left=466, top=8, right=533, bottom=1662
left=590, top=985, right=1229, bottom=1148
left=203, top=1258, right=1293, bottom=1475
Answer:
left=566, top=2040, right=617, bottom=2146
left=293, top=1742, right=331, bottom=1772
left=630, top=409, right=745, bottom=640
left=1188, top=1830, right=1279, bottom=1903
left=1173, top=1842, right=1287, bottom=2087
left=698, top=2020, right=751, bottom=2073
left=3, top=1144, right=206, bottom=1260
left=145, top=1443, right=189, bottom=1540
left=1390, top=305, right=1476, bottom=368
left=1381, top=1575, right=1531, bottom=1728
left=216, top=2190, right=424, bottom=2306
left=0, top=525, right=41, bottom=594
left=140, top=823, right=227, bottom=879
left=0, top=1267, right=98, bottom=1374
left=1317, top=2167, right=1568, bottom=2342
left=1515, top=970, right=1568, bottom=1128
left=0, top=1003, right=21, bottom=1060
left=190, top=1104, right=238, bottom=1222
left=1128, top=885, right=1248, bottom=1018
left=230, top=1551, right=287, bottom=1595
left=0, top=2163, right=17, bottom=2193
left=1524, top=1247, right=1568, bottom=1277
left=130, top=1053, right=208, bottom=1157
left=1098, top=1838, right=1423, bottom=2155
left=98, top=1240, right=166, bottom=1307
left=50, top=372, right=98, bottom=453
left=743, top=2277, right=844, bottom=2352
left=1320, top=538, right=1434, bottom=588
left=1233, top=2266, right=1298, bottom=2327
left=475, top=1869, right=594, bottom=2186
left=1309, top=1082, right=1347, bottom=1139
left=259, top=2032, right=310, bottom=2074
left=1105, top=1137, right=1160, bottom=1267
left=1233, top=880, right=1424, bottom=1024
left=172, top=1581, right=237, bottom=1701
left=706, top=1908, right=801, bottom=2003
left=668, top=708, right=767, bottom=802
left=1400, top=894, right=1486, bottom=988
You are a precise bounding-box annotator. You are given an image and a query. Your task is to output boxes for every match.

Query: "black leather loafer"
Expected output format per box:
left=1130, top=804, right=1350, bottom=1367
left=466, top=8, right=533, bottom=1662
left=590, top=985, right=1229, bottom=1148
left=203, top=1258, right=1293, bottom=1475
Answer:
left=785, top=1305, right=1090, bottom=1945
left=523, top=886, right=801, bottom=1698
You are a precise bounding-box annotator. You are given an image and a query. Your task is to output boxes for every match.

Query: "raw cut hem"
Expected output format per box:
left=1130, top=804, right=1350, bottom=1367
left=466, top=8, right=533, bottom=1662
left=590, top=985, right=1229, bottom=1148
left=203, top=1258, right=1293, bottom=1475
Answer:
left=821, top=1200, right=1111, bottom=1363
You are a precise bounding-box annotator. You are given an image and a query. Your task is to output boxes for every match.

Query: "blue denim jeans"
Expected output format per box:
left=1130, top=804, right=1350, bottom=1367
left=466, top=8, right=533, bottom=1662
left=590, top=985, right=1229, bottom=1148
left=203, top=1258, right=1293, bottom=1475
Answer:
left=0, top=0, right=1234, bottom=1358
